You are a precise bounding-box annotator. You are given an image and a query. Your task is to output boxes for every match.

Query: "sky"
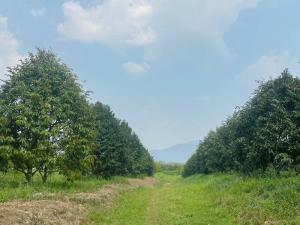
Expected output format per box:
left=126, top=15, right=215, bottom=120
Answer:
left=0, top=0, right=299, bottom=150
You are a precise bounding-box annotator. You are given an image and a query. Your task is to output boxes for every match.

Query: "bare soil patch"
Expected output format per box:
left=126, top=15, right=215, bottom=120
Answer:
left=0, top=200, right=83, bottom=225
left=72, top=185, right=119, bottom=207
left=0, top=177, right=156, bottom=225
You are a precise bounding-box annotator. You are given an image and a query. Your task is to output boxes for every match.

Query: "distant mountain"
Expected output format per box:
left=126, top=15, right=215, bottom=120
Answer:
left=150, top=140, right=199, bottom=163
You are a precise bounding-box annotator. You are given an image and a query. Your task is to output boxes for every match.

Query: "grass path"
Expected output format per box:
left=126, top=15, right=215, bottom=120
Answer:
left=86, top=173, right=236, bottom=225
left=85, top=173, right=300, bottom=225
left=2, top=172, right=299, bottom=224
left=145, top=183, right=163, bottom=225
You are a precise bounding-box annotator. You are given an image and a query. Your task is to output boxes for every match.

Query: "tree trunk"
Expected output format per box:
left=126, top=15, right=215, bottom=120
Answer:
left=41, top=166, right=48, bottom=183
left=25, top=167, right=33, bottom=183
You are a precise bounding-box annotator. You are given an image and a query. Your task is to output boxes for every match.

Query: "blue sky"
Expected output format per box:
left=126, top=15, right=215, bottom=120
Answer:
left=0, top=0, right=299, bottom=149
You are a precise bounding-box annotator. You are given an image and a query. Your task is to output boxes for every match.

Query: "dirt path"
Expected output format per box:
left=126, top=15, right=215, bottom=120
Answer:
left=145, top=183, right=167, bottom=225
left=0, top=178, right=156, bottom=225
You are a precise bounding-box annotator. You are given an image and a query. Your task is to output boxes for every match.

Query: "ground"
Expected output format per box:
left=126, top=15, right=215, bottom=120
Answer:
left=86, top=173, right=300, bottom=225
left=0, top=177, right=156, bottom=225
left=0, top=173, right=299, bottom=225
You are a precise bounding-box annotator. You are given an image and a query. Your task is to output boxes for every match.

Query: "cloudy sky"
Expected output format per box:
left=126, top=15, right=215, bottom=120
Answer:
left=0, top=0, right=299, bottom=149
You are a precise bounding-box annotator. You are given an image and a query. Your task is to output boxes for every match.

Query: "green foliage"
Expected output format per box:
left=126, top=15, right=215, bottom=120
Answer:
left=295, top=156, right=300, bottom=174
left=0, top=49, right=96, bottom=182
left=0, top=113, right=13, bottom=173
left=274, top=153, right=293, bottom=172
left=184, top=70, right=300, bottom=176
left=0, top=49, right=153, bottom=182
left=58, top=101, right=96, bottom=182
left=0, top=150, right=9, bottom=173
left=92, top=102, right=154, bottom=178
left=182, top=153, right=199, bottom=177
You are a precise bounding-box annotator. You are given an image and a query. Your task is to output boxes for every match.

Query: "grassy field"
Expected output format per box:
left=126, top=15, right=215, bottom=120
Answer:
left=85, top=172, right=300, bottom=225
left=0, top=172, right=125, bottom=202
left=1, top=171, right=299, bottom=224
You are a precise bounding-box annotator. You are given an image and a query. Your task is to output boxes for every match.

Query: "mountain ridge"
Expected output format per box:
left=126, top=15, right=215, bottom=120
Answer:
left=150, top=140, right=199, bottom=163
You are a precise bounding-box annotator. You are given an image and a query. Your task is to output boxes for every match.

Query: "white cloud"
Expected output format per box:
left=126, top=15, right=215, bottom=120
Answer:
left=58, top=0, right=262, bottom=53
left=146, top=0, right=263, bottom=61
left=238, top=51, right=298, bottom=83
left=155, top=0, right=260, bottom=35
left=123, top=61, right=150, bottom=74
left=58, top=0, right=156, bottom=46
left=125, top=27, right=156, bottom=46
left=30, top=8, right=47, bottom=17
left=58, top=0, right=264, bottom=75
left=0, top=16, right=22, bottom=80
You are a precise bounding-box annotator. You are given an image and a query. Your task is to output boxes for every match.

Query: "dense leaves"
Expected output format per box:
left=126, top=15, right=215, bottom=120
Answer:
left=0, top=49, right=153, bottom=182
left=184, top=70, right=300, bottom=176
left=0, top=49, right=96, bottom=182
left=93, top=102, right=154, bottom=178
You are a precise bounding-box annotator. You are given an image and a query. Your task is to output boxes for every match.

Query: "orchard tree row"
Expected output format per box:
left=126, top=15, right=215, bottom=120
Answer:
left=184, top=70, right=300, bottom=177
left=0, top=49, right=154, bottom=182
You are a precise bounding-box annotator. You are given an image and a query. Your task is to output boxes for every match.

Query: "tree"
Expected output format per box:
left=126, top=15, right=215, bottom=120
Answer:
left=93, top=102, right=154, bottom=178
left=0, top=115, right=12, bottom=173
left=274, top=153, right=293, bottom=173
left=183, top=153, right=199, bottom=177
left=0, top=49, right=95, bottom=182
left=184, top=70, right=300, bottom=177
left=58, top=100, right=96, bottom=182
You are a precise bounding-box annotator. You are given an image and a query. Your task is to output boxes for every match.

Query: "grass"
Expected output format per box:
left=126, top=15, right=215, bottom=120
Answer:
left=1, top=171, right=299, bottom=224
left=0, top=171, right=125, bottom=202
left=85, top=172, right=300, bottom=225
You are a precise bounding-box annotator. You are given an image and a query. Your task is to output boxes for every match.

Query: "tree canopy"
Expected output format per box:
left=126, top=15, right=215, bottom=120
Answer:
left=93, top=102, right=154, bottom=178
left=0, top=49, right=153, bottom=182
left=183, top=70, right=300, bottom=177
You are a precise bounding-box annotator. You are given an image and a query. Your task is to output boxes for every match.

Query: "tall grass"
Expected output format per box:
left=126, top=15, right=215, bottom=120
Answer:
left=0, top=172, right=125, bottom=202
left=185, top=173, right=300, bottom=224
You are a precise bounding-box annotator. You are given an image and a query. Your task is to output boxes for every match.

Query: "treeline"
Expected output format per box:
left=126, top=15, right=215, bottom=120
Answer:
left=154, top=161, right=183, bottom=175
left=184, top=70, right=300, bottom=177
left=93, top=102, right=154, bottom=178
left=0, top=49, right=154, bottom=182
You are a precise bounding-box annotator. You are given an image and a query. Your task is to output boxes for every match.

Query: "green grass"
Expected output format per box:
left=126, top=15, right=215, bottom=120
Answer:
left=1, top=171, right=299, bottom=224
left=0, top=172, right=125, bottom=202
left=85, top=173, right=300, bottom=225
